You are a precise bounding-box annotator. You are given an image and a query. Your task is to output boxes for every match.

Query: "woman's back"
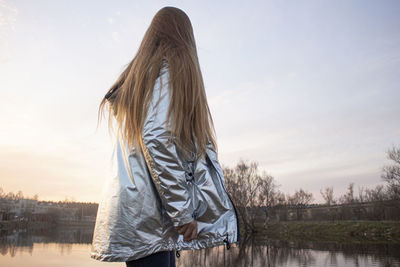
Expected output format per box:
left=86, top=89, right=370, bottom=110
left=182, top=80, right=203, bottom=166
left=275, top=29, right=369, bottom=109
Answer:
left=91, top=59, right=239, bottom=262
left=92, top=6, right=239, bottom=265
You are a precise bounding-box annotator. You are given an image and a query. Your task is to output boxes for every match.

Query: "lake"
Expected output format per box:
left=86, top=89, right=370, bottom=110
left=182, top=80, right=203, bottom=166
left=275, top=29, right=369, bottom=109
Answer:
left=1, top=227, right=399, bottom=266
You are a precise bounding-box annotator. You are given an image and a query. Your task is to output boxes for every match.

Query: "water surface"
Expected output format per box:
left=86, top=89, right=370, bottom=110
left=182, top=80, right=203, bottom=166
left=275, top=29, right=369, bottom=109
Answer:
left=1, top=228, right=399, bottom=266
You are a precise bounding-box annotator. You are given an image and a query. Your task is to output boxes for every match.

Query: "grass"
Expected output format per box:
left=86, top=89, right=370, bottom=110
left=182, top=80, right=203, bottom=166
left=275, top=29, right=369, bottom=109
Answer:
left=247, top=220, right=400, bottom=243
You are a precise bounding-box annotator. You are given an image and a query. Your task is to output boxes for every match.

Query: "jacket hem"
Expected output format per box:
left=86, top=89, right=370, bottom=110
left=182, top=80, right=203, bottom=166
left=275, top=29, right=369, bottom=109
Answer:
left=90, top=234, right=234, bottom=262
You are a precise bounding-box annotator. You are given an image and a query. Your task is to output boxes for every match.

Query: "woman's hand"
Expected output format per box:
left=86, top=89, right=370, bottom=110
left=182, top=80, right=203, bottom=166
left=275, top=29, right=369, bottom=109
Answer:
left=174, top=220, right=198, bottom=242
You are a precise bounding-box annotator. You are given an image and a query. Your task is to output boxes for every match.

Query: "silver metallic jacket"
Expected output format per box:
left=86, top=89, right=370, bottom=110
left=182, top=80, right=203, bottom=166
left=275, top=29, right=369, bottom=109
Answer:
left=90, top=60, right=240, bottom=262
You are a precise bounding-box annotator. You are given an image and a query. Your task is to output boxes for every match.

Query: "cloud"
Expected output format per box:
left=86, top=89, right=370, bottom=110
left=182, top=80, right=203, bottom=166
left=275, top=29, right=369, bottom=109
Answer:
left=112, top=31, right=120, bottom=42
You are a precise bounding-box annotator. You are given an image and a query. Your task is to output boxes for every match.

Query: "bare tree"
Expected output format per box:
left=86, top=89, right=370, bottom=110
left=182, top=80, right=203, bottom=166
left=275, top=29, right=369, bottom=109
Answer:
left=338, top=182, right=356, bottom=204
left=259, top=173, right=281, bottom=207
left=381, top=145, right=400, bottom=200
left=320, top=186, right=336, bottom=206
left=274, top=191, right=286, bottom=206
left=358, top=186, right=366, bottom=203
left=284, top=189, right=314, bottom=221
left=224, top=159, right=275, bottom=234
left=257, top=170, right=282, bottom=225
left=286, top=188, right=314, bottom=206
left=5, top=192, right=15, bottom=200
left=16, top=190, right=24, bottom=200
left=364, top=184, right=388, bottom=202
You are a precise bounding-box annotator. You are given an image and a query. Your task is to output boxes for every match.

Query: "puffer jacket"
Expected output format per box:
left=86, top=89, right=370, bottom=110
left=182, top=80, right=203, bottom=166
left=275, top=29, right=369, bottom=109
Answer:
left=90, top=59, right=240, bottom=262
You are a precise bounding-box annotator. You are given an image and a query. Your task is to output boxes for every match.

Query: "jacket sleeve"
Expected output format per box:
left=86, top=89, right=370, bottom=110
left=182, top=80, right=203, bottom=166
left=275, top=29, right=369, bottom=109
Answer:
left=139, top=65, right=194, bottom=228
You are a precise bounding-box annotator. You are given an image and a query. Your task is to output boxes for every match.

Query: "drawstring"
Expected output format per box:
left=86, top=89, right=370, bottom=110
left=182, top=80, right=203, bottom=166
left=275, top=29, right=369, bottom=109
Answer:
left=223, top=234, right=231, bottom=250
left=175, top=250, right=180, bottom=258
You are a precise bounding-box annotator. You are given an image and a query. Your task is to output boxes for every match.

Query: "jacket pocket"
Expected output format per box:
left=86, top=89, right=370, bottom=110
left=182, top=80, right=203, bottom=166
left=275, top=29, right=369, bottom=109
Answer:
left=190, top=152, right=230, bottom=223
left=190, top=183, right=208, bottom=220
left=205, top=146, right=230, bottom=196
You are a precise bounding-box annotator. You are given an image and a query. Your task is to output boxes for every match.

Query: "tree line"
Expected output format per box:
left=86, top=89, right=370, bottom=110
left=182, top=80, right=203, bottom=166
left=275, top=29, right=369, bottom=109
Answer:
left=223, top=145, right=400, bottom=233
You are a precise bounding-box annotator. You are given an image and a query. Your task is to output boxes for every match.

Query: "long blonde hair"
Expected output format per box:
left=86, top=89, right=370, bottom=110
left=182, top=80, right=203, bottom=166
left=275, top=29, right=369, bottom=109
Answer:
left=97, top=6, right=217, bottom=160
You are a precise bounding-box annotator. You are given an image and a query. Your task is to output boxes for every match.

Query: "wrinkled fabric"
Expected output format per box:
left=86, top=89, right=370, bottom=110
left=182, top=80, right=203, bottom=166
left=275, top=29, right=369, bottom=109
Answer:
left=90, top=60, right=240, bottom=262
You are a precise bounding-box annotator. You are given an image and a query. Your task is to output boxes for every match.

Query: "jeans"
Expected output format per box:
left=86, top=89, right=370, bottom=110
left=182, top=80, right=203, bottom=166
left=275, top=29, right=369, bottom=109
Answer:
left=125, top=250, right=176, bottom=267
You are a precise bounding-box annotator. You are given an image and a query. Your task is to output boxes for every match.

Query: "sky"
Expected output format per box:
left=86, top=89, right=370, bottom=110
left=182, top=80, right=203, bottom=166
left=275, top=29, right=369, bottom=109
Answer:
left=0, top=0, right=399, bottom=203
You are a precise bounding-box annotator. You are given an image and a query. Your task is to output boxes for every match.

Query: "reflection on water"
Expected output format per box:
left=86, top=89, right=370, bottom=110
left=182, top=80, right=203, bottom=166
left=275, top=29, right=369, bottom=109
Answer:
left=0, top=227, right=399, bottom=267
left=178, top=237, right=400, bottom=267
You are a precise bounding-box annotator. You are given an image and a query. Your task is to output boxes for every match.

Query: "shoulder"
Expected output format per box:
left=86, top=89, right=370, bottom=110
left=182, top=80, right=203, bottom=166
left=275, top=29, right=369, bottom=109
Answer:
left=158, top=58, right=169, bottom=81
left=146, top=60, right=172, bottom=116
left=153, top=59, right=171, bottom=97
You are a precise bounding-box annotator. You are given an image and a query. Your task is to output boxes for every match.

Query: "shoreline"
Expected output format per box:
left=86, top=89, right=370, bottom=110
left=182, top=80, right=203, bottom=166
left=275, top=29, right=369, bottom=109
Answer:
left=255, top=220, right=400, bottom=243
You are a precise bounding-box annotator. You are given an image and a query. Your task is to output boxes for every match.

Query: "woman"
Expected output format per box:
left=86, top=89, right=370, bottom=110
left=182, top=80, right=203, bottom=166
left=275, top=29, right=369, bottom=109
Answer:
left=90, top=6, right=240, bottom=266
